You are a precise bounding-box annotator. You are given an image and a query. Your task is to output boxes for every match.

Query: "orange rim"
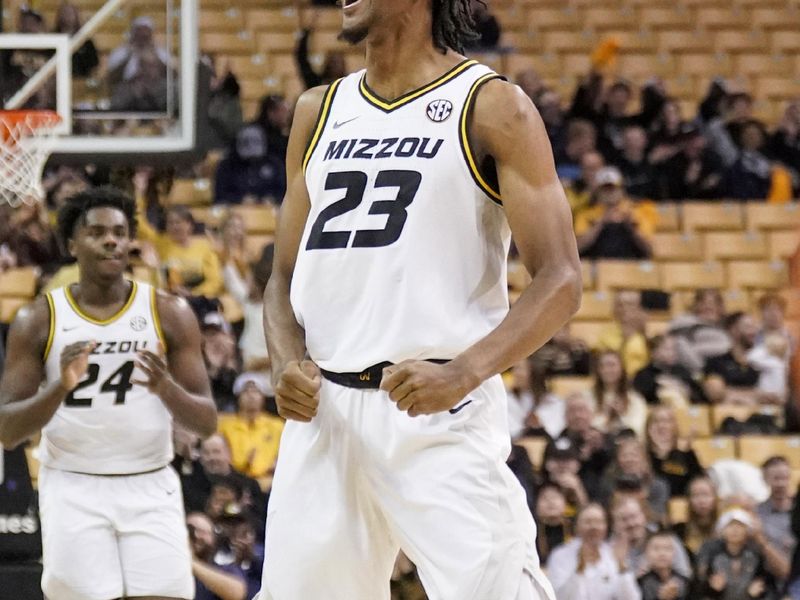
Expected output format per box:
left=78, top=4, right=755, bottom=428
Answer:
left=0, top=110, right=60, bottom=143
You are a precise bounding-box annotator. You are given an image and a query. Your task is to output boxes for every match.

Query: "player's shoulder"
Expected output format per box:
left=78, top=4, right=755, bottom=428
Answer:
left=153, top=288, right=193, bottom=320
left=12, top=294, right=51, bottom=332
left=473, top=78, right=539, bottom=125
left=295, top=84, right=338, bottom=123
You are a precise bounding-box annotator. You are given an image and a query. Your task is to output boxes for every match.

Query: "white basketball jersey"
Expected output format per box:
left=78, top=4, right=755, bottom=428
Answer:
left=40, top=281, right=173, bottom=475
left=293, top=60, right=510, bottom=372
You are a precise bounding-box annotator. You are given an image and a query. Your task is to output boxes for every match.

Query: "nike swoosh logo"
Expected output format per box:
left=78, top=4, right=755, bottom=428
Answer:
left=62, top=326, right=80, bottom=332
left=332, top=116, right=359, bottom=129
left=449, top=400, right=473, bottom=415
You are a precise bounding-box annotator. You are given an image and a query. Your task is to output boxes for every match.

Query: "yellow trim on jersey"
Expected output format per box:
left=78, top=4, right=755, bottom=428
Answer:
left=43, top=292, right=55, bottom=362
left=359, top=59, right=478, bottom=112
left=302, top=78, right=343, bottom=175
left=150, top=285, right=168, bottom=352
left=65, top=280, right=138, bottom=326
left=460, top=73, right=504, bottom=204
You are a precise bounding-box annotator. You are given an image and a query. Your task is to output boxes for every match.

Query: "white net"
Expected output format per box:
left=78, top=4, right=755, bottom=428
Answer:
left=0, top=111, right=60, bottom=208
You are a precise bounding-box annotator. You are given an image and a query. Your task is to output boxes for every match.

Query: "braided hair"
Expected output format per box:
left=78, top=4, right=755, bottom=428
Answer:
left=431, top=0, right=481, bottom=54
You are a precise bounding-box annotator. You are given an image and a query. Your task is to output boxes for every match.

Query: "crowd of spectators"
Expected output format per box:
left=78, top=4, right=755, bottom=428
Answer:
left=1, top=4, right=799, bottom=600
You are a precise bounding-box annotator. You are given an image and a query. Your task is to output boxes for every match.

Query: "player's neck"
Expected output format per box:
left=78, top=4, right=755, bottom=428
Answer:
left=364, top=29, right=457, bottom=101
left=73, top=275, right=131, bottom=307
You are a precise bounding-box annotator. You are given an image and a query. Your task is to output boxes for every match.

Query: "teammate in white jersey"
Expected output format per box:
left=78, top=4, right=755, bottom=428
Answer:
left=0, top=187, right=217, bottom=600
left=259, top=1, right=582, bottom=599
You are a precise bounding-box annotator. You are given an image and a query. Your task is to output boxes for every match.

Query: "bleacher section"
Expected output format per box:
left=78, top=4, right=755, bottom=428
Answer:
left=7, top=0, right=800, bottom=120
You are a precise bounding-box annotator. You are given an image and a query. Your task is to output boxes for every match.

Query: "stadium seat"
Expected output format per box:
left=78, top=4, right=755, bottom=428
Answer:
left=199, top=8, right=245, bottom=32
left=233, top=205, right=278, bottom=234
left=638, top=7, right=694, bottom=30
left=651, top=232, right=704, bottom=261
left=201, top=31, right=256, bottom=55
left=704, top=231, right=768, bottom=261
left=726, top=260, right=789, bottom=290
left=654, top=204, right=680, bottom=232
left=696, top=7, right=751, bottom=29
left=712, top=404, right=782, bottom=431
left=682, top=202, right=744, bottom=232
left=573, top=290, right=613, bottom=320
left=0, top=267, right=38, bottom=298
left=674, top=405, right=712, bottom=439
left=516, top=436, right=548, bottom=470
left=549, top=376, right=594, bottom=398
left=658, top=31, right=714, bottom=53
left=245, top=235, right=274, bottom=262
left=569, top=321, right=608, bottom=348
left=581, top=261, right=594, bottom=290
left=668, top=496, right=689, bottom=524
left=0, top=298, right=27, bottom=324
left=167, top=179, right=213, bottom=206
left=595, top=260, right=660, bottom=291
left=738, top=435, right=800, bottom=469
left=692, top=436, right=736, bottom=468
left=660, top=261, right=726, bottom=291
left=768, top=231, right=800, bottom=260
left=746, top=202, right=800, bottom=230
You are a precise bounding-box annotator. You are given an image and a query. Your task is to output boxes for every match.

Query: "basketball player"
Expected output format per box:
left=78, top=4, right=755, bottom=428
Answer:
left=259, top=1, right=581, bottom=598
left=0, top=187, right=217, bottom=600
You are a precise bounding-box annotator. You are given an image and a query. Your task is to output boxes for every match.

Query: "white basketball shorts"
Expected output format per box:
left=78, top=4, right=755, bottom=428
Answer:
left=38, top=465, right=194, bottom=600
left=257, top=375, right=556, bottom=600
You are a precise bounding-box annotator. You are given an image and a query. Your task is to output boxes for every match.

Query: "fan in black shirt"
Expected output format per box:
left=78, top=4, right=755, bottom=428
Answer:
left=633, top=334, right=707, bottom=405
left=646, top=405, right=705, bottom=498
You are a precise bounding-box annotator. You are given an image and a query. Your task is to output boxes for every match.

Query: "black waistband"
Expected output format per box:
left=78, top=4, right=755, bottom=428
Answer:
left=320, top=359, right=449, bottom=390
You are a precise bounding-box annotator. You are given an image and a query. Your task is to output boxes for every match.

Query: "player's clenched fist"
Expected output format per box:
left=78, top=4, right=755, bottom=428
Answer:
left=275, top=360, right=321, bottom=422
left=60, top=341, right=97, bottom=391
left=380, top=360, right=480, bottom=417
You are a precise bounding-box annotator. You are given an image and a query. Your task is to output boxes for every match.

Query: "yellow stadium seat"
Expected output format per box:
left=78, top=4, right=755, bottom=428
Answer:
left=168, top=179, right=213, bottom=206
left=581, top=261, right=594, bottom=290
left=792, top=469, right=800, bottom=492
left=738, top=435, right=800, bottom=469
left=549, top=376, right=594, bottom=398
left=704, top=231, right=768, bottom=261
left=569, top=320, right=608, bottom=348
left=734, top=54, right=794, bottom=77
left=233, top=205, right=278, bottom=235
left=526, top=7, right=580, bottom=30
left=660, top=262, right=726, bottom=291
left=645, top=319, right=671, bottom=337
left=682, top=202, right=744, bottom=232
left=674, top=405, right=712, bottom=439
left=668, top=496, right=689, bottom=524
left=199, top=8, right=245, bottom=31
left=654, top=204, right=680, bottom=232
left=201, top=31, right=256, bottom=55
left=712, top=404, right=781, bottom=431
left=651, top=232, right=704, bottom=261
left=219, top=293, right=244, bottom=323
left=246, top=7, right=298, bottom=31
left=0, top=267, right=38, bottom=298
left=508, top=261, right=532, bottom=292
left=658, top=31, right=714, bottom=53
left=574, top=290, right=613, bottom=320
left=595, top=260, right=660, bottom=291
left=746, top=202, right=800, bottom=230
left=696, top=8, right=750, bottom=29
left=638, top=7, right=694, bottom=30
left=750, top=6, right=800, bottom=30
left=189, top=207, right=224, bottom=229
left=516, top=436, right=549, bottom=470
left=0, top=298, right=28, bottom=323
left=757, top=77, right=800, bottom=101
left=771, top=30, right=800, bottom=51
left=582, top=7, right=640, bottom=29
left=245, top=235, right=274, bottom=262
left=692, top=436, right=736, bottom=468
left=677, top=53, right=732, bottom=78
left=768, top=231, right=800, bottom=261
left=541, top=30, right=596, bottom=53
left=715, top=30, right=769, bottom=53
left=726, top=260, right=789, bottom=290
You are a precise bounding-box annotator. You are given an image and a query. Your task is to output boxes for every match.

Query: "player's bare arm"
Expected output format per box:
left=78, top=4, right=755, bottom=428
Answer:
left=382, top=79, right=582, bottom=416
left=133, top=290, right=217, bottom=437
left=0, top=298, right=96, bottom=448
left=263, top=85, right=328, bottom=423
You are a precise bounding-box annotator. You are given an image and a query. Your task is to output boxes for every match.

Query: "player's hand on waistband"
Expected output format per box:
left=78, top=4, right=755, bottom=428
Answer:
left=133, top=343, right=174, bottom=397
left=380, top=361, right=477, bottom=417
left=275, top=360, right=321, bottom=423
left=60, top=341, right=97, bottom=391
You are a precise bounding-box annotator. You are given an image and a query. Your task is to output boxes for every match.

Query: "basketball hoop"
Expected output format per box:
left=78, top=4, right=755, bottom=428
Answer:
left=0, top=110, right=61, bottom=208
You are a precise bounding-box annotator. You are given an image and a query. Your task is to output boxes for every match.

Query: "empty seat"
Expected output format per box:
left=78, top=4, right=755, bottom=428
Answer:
left=738, top=435, right=800, bottom=469
left=692, top=437, right=736, bottom=468
left=651, top=232, right=704, bottom=261
left=167, top=179, right=213, bottom=206
left=674, top=404, right=712, bottom=438
left=595, top=260, right=660, bottom=290
left=668, top=496, right=689, bottom=524
left=768, top=231, right=800, bottom=260
left=682, top=202, right=744, bottom=232
left=569, top=320, right=609, bottom=348
left=746, top=202, right=800, bottom=230
left=654, top=203, right=681, bottom=232
left=581, top=261, right=594, bottom=290
left=0, top=298, right=28, bottom=324
left=232, top=205, right=278, bottom=234
left=726, top=260, right=789, bottom=290
left=515, top=436, right=549, bottom=470
left=704, top=231, right=768, bottom=261
left=549, top=376, right=594, bottom=398
left=660, top=262, right=726, bottom=291
left=0, top=267, right=38, bottom=298
left=712, top=404, right=781, bottom=431
left=574, top=290, right=613, bottom=320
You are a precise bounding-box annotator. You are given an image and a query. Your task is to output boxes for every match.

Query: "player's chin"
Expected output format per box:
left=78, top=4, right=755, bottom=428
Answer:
left=95, top=257, right=127, bottom=277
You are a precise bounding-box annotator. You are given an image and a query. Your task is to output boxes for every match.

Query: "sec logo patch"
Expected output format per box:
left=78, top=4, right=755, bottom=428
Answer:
left=426, top=99, right=453, bottom=123
left=130, top=316, right=147, bottom=331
